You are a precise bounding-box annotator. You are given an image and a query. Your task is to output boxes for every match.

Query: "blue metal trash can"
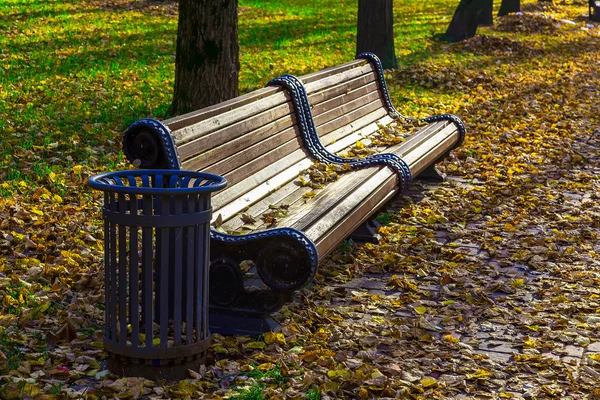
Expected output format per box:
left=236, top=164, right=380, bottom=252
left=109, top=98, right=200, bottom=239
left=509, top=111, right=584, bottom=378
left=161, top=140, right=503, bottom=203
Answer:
left=88, top=170, right=226, bottom=379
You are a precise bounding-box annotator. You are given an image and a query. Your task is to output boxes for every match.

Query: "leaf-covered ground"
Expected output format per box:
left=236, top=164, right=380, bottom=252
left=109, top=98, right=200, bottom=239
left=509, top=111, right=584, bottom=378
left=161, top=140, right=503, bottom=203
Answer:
left=1, top=0, right=600, bottom=398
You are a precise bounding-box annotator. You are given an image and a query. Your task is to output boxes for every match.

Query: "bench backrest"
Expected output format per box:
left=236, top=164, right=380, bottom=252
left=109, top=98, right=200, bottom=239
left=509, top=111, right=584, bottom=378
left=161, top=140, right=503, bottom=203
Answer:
left=302, top=60, right=390, bottom=151
left=124, top=59, right=389, bottom=225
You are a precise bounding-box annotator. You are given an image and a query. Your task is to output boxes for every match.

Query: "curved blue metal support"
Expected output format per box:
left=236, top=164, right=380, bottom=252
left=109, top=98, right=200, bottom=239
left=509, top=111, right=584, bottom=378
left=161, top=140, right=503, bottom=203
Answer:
left=123, top=118, right=181, bottom=170
left=422, top=113, right=467, bottom=148
left=268, top=74, right=411, bottom=188
left=356, top=52, right=466, bottom=148
left=211, top=228, right=319, bottom=291
left=356, top=52, right=407, bottom=120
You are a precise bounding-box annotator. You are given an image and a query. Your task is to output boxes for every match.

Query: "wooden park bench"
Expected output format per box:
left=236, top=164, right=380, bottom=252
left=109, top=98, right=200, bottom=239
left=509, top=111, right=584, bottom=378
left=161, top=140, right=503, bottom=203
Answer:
left=122, top=53, right=465, bottom=335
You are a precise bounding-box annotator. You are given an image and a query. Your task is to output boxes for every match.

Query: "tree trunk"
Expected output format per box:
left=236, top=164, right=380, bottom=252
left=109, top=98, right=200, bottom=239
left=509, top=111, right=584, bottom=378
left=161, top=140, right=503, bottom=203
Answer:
left=445, top=0, right=491, bottom=43
left=356, top=0, right=398, bottom=70
left=477, top=0, right=493, bottom=26
left=170, top=0, right=239, bottom=116
left=498, top=0, right=520, bottom=16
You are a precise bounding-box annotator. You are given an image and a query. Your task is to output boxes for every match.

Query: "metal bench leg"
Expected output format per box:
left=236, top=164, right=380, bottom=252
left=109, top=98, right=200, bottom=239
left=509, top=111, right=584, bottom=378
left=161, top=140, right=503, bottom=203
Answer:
left=207, top=229, right=318, bottom=337
left=415, top=164, right=445, bottom=182
left=349, top=219, right=382, bottom=244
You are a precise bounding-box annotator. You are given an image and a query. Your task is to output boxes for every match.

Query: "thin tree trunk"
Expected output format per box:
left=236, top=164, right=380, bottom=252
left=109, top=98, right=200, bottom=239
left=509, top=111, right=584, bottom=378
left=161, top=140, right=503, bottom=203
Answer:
left=477, top=0, right=493, bottom=26
left=170, top=0, right=239, bottom=116
left=356, top=0, right=398, bottom=69
left=498, top=0, right=520, bottom=16
left=445, top=0, right=490, bottom=43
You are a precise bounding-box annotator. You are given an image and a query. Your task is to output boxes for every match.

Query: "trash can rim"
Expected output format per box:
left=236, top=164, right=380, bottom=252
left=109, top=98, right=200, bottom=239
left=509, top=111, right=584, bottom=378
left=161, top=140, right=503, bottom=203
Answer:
left=87, top=169, right=227, bottom=195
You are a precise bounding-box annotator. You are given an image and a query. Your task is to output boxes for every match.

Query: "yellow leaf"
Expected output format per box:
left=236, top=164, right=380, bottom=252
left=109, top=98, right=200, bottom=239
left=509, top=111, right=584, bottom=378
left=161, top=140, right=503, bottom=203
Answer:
left=358, top=388, right=369, bottom=399
left=303, top=191, right=316, bottom=199
left=38, top=301, right=51, bottom=313
left=327, top=369, right=351, bottom=380
left=72, top=165, right=83, bottom=174
left=443, top=334, right=460, bottom=343
left=30, top=208, right=43, bottom=216
left=466, top=369, right=493, bottom=379
left=355, top=140, right=365, bottom=149
left=246, top=341, right=266, bottom=349
left=525, top=325, right=540, bottom=332
left=213, top=345, right=227, bottom=354
left=264, top=332, right=286, bottom=345
left=371, top=369, right=385, bottom=379
left=257, top=362, right=274, bottom=372
left=511, top=278, right=524, bottom=288
left=414, top=306, right=427, bottom=315
left=383, top=253, right=396, bottom=266
left=52, top=194, right=63, bottom=204
left=11, top=231, right=24, bottom=241
left=588, top=354, right=600, bottom=361
left=421, top=377, right=438, bottom=387
left=48, top=172, right=56, bottom=182
left=419, top=333, right=435, bottom=343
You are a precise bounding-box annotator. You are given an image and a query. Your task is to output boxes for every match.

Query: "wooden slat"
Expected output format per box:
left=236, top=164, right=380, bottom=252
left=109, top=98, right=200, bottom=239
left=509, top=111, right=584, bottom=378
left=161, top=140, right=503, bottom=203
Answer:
left=181, top=114, right=297, bottom=172
left=403, top=125, right=459, bottom=177
left=304, top=168, right=392, bottom=242
left=392, top=121, right=449, bottom=153
left=300, top=59, right=367, bottom=84
left=319, top=103, right=388, bottom=146
left=223, top=181, right=313, bottom=231
left=212, top=112, right=393, bottom=223
left=303, top=64, right=374, bottom=96
left=211, top=148, right=314, bottom=219
left=206, top=98, right=389, bottom=196
left=309, top=73, right=377, bottom=109
left=311, top=81, right=379, bottom=121
left=164, top=87, right=283, bottom=132
left=178, top=101, right=294, bottom=162
left=178, top=73, right=378, bottom=168
left=164, top=59, right=368, bottom=132
left=325, top=115, right=395, bottom=155
left=221, top=114, right=395, bottom=231
left=288, top=167, right=380, bottom=230
left=201, top=126, right=299, bottom=178
left=217, top=134, right=305, bottom=187
left=315, top=175, right=399, bottom=257
left=313, top=91, right=382, bottom=129
left=172, top=91, right=291, bottom=145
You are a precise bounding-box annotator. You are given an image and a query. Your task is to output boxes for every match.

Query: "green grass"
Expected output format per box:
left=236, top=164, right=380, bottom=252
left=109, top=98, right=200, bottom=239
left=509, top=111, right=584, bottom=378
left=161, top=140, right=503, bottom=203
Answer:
left=227, top=363, right=290, bottom=399
left=0, top=0, right=479, bottom=190
left=229, top=384, right=265, bottom=400
left=305, top=386, right=321, bottom=400
left=0, top=0, right=589, bottom=194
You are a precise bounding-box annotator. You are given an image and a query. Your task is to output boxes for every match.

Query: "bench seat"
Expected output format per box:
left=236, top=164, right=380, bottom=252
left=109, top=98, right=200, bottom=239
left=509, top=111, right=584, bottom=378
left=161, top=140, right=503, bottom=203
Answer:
left=122, top=53, right=464, bottom=331
left=217, top=118, right=459, bottom=257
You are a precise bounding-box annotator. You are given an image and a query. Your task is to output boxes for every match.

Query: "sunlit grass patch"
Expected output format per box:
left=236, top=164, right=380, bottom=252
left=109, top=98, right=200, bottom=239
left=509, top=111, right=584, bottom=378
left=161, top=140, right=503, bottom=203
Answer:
left=1, top=0, right=528, bottom=191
